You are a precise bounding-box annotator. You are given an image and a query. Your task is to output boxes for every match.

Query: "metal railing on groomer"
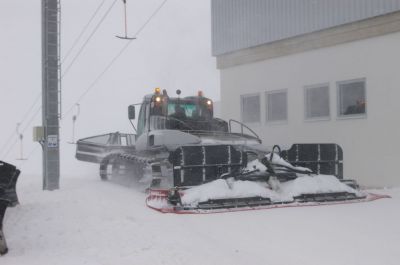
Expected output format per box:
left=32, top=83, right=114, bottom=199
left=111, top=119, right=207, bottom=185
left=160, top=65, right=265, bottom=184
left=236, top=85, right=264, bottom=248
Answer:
left=188, top=130, right=261, bottom=143
left=228, top=119, right=261, bottom=141
left=149, top=116, right=262, bottom=143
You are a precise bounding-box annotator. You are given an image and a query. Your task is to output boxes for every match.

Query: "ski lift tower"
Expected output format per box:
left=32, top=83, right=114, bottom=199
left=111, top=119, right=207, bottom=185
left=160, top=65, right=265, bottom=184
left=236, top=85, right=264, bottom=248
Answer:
left=41, top=0, right=61, bottom=190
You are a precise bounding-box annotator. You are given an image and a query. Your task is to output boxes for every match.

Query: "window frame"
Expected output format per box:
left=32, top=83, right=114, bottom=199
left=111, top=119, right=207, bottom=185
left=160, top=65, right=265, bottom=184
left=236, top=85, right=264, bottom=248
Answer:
left=265, top=89, right=288, bottom=124
left=336, top=78, right=367, bottom=119
left=240, top=93, right=261, bottom=124
left=136, top=103, right=147, bottom=137
left=303, top=83, right=331, bottom=122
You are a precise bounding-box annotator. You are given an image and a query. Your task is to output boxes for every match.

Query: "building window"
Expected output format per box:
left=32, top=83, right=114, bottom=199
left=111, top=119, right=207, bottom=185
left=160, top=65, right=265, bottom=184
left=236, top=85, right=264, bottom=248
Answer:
left=241, top=93, right=260, bottom=123
left=266, top=90, right=287, bottom=122
left=304, top=84, right=330, bottom=120
left=337, top=79, right=366, bottom=117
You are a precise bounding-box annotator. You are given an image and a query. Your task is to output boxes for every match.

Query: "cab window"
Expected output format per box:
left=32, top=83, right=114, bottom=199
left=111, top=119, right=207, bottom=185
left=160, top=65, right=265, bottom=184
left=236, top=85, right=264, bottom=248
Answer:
left=137, top=103, right=146, bottom=136
left=168, top=103, right=197, bottom=118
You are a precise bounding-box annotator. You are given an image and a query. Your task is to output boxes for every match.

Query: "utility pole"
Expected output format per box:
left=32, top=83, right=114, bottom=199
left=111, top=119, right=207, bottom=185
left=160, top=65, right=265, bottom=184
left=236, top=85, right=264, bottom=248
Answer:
left=41, top=0, right=61, bottom=190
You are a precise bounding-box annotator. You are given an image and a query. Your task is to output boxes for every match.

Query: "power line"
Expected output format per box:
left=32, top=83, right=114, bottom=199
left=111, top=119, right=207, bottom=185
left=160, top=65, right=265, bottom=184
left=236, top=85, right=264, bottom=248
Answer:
left=20, top=94, right=41, bottom=125
left=17, top=144, right=41, bottom=168
left=7, top=0, right=169, bottom=164
left=0, top=93, right=41, bottom=157
left=63, top=0, right=169, bottom=117
left=2, top=138, right=19, bottom=161
left=63, top=41, right=131, bottom=117
left=2, top=105, right=42, bottom=160
left=0, top=132, right=17, bottom=158
left=21, top=105, right=42, bottom=134
left=5, top=0, right=112, bottom=160
left=61, top=0, right=107, bottom=64
left=133, top=0, right=169, bottom=36
left=61, top=0, right=118, bottom=78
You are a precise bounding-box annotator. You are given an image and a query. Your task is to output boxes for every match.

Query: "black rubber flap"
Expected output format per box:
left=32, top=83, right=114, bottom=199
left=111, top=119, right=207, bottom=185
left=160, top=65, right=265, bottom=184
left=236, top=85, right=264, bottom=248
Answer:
left=170, top=145, right=246, bottom=186
left=281, top=144, right=343, bottom=178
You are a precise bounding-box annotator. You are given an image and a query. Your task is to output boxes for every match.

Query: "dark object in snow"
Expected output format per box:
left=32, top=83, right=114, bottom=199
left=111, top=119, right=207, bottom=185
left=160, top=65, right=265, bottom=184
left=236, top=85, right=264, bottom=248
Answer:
left=0, top=161, right=20, bottom=206
left=0, top=160, right=20, bottom=256
left=0, top=198, right=8, bottom=255
left=75, top=89, right=371, bottom=213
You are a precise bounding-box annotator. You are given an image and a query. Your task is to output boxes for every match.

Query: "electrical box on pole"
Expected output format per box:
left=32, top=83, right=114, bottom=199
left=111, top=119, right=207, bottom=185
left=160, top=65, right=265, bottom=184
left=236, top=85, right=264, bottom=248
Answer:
left=41, top=0, right=61, bottom=190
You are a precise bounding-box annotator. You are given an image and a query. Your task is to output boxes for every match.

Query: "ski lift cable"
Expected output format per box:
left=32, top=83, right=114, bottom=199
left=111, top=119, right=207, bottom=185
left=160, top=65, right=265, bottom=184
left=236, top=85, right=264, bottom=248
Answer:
left=0, top=132, right=17, bottom=158
left=2, top=138, right=19, bottom=161
left=2, top=0, right=110, bottom=158
left=61, top=0, right=119, bottom=79
left=62, top=0, right=169, bottom=118
left=21, top=105, right=43, bottom=134
left=17, top=144, right=41, bottom=167
left=0, top=0, right=110, bottom=157
left=1, top=105, right=41, bottom=158
left=1, top=0, right=110, bottom=157
left=133, top=0, right=168, bottom=37
left=61, top=0, right=107, bottom=64
left=62, top=41, right=131, bottom=117
left=19, top=93, right=41, bottom=125
left=2, top=105, right=42, bottom=160
left=5, top=0, right=169, bottom=162
left=0, top=93, right=41, bottom=157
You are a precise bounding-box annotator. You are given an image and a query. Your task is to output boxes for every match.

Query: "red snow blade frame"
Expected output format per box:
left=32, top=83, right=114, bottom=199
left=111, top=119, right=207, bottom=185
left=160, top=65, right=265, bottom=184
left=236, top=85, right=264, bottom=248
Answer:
left=145, top=143, right=390, bottom=214
left=146, top=189, right=390, bottom=214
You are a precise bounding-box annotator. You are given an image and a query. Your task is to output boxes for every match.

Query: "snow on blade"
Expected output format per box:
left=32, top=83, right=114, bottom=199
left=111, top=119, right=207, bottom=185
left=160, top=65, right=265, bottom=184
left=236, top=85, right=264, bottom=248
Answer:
left=180, top=152, right=365, bottom=206
left=181, top=179, right=275, bottom=206
left=180, top=175, right=363, bottom=206
left=147, top=196, right=170, bottom=209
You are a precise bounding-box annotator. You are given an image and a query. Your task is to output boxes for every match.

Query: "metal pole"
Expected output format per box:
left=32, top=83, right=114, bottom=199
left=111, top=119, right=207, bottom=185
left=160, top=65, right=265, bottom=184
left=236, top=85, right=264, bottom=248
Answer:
left=124, top=0, right=128, bottom=38
left=42, top=0, right=61, bottom=190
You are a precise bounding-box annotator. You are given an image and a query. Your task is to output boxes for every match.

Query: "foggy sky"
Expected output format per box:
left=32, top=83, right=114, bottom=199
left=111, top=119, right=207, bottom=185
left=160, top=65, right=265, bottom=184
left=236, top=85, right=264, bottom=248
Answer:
left=0, top=0, right=219, bottom=176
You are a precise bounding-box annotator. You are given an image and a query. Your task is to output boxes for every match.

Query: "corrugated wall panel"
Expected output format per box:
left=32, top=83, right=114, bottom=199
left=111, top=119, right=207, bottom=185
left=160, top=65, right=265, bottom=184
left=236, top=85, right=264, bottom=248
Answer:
left=212, top=0, right=400, bottom=56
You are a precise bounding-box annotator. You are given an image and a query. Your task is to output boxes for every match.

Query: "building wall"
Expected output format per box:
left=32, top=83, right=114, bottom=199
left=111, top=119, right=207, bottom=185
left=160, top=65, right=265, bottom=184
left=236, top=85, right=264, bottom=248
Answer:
left=220, top=31, right=400, bottom=188
left=212, top=0, right=400, bottom=56
left=216, top=11, right=400, bottom=69
left=213, top=100, right=221, bottom=118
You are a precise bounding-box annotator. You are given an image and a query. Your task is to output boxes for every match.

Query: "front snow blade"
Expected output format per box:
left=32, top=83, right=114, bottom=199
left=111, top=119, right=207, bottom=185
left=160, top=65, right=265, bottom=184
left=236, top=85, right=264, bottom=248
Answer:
left=293, top=192, right=363, bottom=203
left=146, top=189, right=390, bottom=214
left=197, top=197, right=273, bottom=210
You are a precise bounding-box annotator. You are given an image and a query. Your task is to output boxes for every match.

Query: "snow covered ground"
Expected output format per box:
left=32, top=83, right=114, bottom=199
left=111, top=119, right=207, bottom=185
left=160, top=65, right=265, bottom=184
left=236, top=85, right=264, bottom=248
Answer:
left=2, top=173, right=400, bottom=265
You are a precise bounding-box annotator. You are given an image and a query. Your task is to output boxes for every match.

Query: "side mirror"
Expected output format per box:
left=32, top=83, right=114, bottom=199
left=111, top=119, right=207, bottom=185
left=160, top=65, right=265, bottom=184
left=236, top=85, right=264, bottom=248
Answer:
left=128, top=105, right=135, bottom=120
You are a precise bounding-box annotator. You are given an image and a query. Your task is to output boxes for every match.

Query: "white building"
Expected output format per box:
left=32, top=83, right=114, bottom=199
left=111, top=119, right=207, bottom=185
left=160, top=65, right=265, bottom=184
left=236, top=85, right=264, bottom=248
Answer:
left=211, top=0, right=400, bottom=187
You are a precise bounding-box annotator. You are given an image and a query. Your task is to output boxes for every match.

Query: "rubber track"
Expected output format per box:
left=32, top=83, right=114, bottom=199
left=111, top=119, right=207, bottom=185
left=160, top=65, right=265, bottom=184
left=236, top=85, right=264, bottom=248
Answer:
left=106, top=152, right=158, bottom=164
left=100, top=152, right=164, bottom=181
